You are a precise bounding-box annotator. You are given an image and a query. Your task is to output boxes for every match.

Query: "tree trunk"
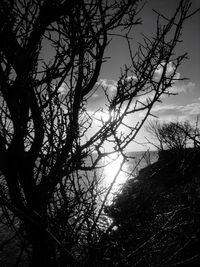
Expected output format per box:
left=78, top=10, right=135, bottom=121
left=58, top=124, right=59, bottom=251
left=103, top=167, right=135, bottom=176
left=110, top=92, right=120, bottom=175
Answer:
left=26, top=223, right=57, bottom=267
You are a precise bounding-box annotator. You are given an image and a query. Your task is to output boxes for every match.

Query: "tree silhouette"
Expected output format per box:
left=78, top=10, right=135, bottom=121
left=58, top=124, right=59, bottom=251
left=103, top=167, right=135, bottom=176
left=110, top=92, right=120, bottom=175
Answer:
left=0, top=0, right=197, bottom=265
left=146, top=120, right=200, bottom=151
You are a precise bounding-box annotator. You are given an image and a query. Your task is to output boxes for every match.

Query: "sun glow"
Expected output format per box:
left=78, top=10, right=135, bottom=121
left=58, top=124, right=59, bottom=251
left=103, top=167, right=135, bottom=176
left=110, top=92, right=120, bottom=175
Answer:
left=96, top=110, right=110, bottom=124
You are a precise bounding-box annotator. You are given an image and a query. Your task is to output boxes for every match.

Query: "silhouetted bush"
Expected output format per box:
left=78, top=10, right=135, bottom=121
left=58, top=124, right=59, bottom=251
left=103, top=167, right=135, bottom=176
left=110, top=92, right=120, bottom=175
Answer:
left=105, top=148, right=200, bottom=266
left=146, top=119, right=200, bottom=151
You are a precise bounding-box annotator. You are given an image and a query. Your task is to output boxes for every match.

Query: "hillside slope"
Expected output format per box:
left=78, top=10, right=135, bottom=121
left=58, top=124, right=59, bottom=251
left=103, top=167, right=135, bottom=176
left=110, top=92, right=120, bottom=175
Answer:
left=105, top=148, right=200, bottom=266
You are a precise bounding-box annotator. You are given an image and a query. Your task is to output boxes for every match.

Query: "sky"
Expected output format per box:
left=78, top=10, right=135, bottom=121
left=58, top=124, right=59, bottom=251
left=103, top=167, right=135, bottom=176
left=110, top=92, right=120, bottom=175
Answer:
left=87, top=0, right=200, bottom=151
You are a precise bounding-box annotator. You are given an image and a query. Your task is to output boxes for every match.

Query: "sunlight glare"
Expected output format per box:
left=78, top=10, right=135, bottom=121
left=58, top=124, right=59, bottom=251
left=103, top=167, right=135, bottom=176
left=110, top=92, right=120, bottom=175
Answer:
left=102, top=153, right=128, bottom=198
left=97, top=110, right=110, bottom=124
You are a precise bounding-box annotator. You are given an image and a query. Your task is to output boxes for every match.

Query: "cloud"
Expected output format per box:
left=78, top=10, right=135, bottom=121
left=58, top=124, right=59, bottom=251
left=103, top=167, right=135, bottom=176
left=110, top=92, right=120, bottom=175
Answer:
left=119, top=75, right=137, bottom=85
left=154, top=61, right=180, bottom=81
left=157, top=114, right=190, bottom=123
left=151, top=101, right=200, bottom=124
left=96, top=79, right=117, bottom=93
left=89, top=77, right=198, bottom=124
left=154, top=62, right=173, bottom=76
left=87, top=82, right=109, bottom=111
left=185, top=82, right=196, bottom=91
left=169, top=81, right=196, bottom=94
left=91, top=78, right=119, bottom=109
left=152, top=104, right=182, bottom=112
left=180, top=102, right=200, bottom=115
left=152, top=102, right=200, bottom=116
left=91, top=93, right=99, bottom=98
left=96, top=76, right=137, bottom=93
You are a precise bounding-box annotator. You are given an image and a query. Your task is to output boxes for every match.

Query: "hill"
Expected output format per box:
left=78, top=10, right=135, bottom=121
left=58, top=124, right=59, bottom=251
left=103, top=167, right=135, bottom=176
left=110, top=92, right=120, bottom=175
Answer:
left=104, top=148, right=200, bottom=266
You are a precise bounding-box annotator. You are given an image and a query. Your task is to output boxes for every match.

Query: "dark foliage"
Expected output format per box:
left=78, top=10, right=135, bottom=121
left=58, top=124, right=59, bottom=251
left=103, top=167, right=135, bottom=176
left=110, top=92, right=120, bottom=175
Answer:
left=105, top=148, right=200, bottom=266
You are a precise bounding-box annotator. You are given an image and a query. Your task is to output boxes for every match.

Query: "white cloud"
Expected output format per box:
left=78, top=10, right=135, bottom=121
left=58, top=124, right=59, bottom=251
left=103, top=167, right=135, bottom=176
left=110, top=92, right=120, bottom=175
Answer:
left=173, top=81, right=195, bottom=93
left=92, top=93, right=99, bottom=98
left=58, top=77, right=195, bottom=105
left=136, top=90, right=155, bottom=105
left=120, top=75, right=137, bottom=85
left=152, top=102, right=200, bottom=116
left=154, top=61, right=180, bottom=81
left=152, top=104, right=182, bottom=112
left=96, top=76, right=137, bottom=94
left=155, top=62, right=173, bottom=76
left=186, top=81, right=196, bottom=90
left=161, top=81, right=196, bottom=96
left=158, top=114, right=190, bottom=123
left=151, top=101, right=200, bottom=124
left=96, top=79, right=117, bottom=92
left=180, top=102, right=200, bottom=115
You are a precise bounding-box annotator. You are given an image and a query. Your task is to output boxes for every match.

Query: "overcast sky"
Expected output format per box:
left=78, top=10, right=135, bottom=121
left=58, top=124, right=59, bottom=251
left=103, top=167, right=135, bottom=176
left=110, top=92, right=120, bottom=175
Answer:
left=87, top=0, right=200, bottom=151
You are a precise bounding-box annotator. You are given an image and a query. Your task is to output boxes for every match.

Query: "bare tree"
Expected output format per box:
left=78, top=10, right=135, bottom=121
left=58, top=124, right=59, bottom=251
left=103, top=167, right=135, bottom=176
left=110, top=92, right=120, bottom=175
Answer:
left=160, top=121, right=195, bottom=150
left=146, top=120, right=164, bottom=150
left=0, top=0, right=197, bottom=265
left=146, top=120, right=199, bottom=151
left=176, top=116, right=200, bottom=148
